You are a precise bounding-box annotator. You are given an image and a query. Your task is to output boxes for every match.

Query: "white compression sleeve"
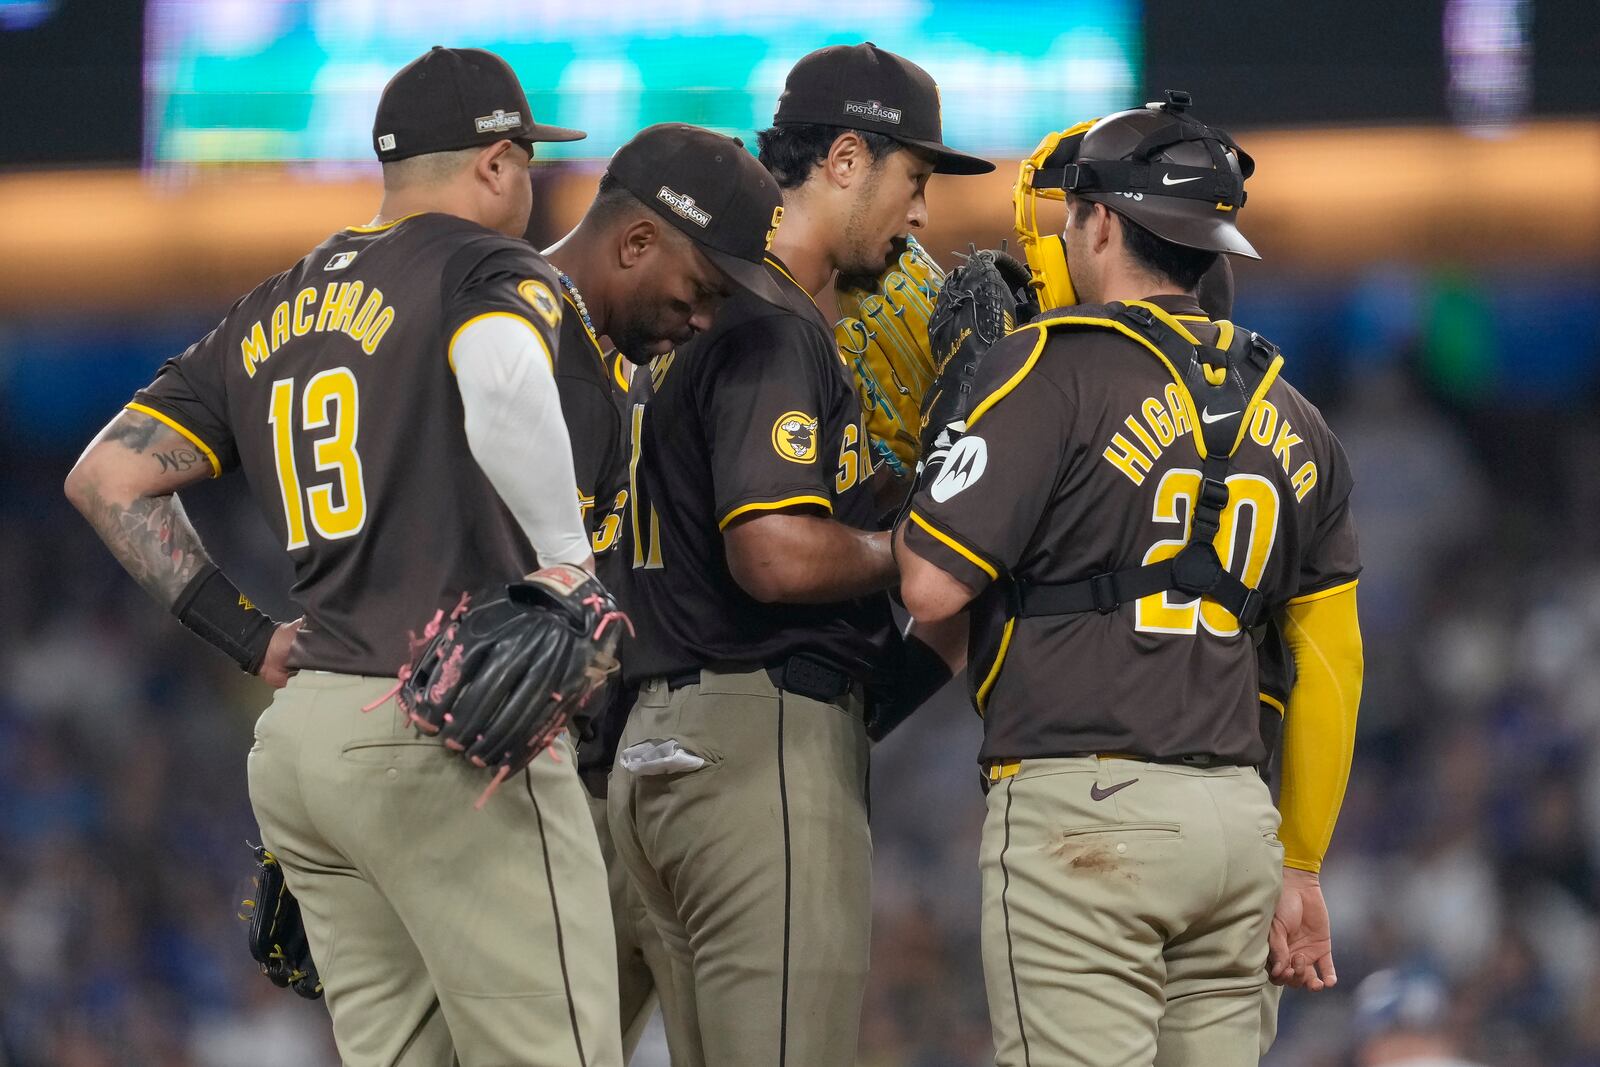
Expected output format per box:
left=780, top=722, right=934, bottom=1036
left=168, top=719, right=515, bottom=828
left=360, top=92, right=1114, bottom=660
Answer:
left=450, top=314, right=591, bottom=567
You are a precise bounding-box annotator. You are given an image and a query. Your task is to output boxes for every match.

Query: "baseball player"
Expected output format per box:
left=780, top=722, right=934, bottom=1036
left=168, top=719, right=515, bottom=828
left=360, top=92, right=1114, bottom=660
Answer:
left=896, top=93, right=1363, bottom=1065
left=541, top=124, right=786, bottom=1058
left=604, top=43, right=992, bottom=1067
left=64, top=48, right=780, bottom=1067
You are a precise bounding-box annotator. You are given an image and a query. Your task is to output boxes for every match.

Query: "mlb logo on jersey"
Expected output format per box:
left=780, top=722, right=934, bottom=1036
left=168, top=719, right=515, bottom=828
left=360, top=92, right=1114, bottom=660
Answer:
left=324, top=252, right=359, bottom=272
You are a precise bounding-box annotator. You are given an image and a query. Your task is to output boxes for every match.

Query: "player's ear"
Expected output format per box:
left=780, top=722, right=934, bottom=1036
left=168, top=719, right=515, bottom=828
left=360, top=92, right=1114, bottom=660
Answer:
left=617, top=215, right=660, bottom=269
left=823, top=131, right=868, bottom=190
left=1092, top=201, right=1115, bottom=254
left=475, top=140, right=517, bottom=192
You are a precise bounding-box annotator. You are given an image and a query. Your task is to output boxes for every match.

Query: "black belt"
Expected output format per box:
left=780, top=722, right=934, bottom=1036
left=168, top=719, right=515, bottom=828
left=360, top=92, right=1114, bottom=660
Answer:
left=663, top=654, right=855, bottom=705
left=1092, top=751, right=1241, bottom=769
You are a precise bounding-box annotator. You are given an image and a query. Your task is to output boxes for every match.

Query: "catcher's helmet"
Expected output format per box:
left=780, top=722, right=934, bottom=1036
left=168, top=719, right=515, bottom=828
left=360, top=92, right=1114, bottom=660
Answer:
left=1031, top=90, right=1258, bottom=259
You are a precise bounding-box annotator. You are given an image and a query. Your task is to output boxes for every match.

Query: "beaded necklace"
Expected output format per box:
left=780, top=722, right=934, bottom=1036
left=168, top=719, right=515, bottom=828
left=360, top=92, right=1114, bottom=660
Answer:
left=556, top=271, right=596, bottom=341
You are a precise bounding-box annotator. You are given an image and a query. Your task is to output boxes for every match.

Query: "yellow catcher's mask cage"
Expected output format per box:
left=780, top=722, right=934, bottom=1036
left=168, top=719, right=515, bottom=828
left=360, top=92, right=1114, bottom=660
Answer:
left=1012, top=119, right=1097, bottom=312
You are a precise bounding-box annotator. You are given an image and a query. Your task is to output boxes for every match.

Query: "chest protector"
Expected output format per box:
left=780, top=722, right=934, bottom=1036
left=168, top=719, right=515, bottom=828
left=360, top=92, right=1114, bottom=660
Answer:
left=1007, top=300, right=1283, bottom=629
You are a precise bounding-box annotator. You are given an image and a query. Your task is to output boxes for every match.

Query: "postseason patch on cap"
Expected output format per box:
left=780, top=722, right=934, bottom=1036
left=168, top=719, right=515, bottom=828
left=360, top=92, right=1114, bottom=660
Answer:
left=656, top=186, right=712, bottom=228
left=474, top=109, right=523, bottom=134
left=843, top=99, right=902, bottom=125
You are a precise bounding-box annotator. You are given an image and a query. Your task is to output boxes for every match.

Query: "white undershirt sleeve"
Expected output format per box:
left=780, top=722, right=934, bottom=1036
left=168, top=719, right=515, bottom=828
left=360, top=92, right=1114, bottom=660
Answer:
left=450, top=313, right=591, bottom=567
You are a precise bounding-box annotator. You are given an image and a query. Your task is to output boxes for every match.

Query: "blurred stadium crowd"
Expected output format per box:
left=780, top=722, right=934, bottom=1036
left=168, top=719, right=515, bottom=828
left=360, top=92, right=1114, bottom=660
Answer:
left=3, top=265, right=1600, bottom=1066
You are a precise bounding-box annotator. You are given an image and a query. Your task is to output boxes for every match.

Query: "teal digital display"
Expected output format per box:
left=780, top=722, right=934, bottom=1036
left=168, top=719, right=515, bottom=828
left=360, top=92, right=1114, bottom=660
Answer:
left=145, top=1, right=1141, bottom=164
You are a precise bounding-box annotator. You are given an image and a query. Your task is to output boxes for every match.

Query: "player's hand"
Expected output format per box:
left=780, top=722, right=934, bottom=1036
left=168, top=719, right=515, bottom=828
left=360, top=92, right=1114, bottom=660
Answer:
left=1268, top=867, right=1336, bottom=991
left=259, top=618, right=303, bottom=689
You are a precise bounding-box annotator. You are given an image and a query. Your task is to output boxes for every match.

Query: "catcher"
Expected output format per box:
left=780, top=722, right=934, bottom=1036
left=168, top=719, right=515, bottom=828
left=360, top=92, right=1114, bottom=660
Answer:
left=65, top=48, right=780, bottom=1067
left=896, top=93, right=1362, bottom=1065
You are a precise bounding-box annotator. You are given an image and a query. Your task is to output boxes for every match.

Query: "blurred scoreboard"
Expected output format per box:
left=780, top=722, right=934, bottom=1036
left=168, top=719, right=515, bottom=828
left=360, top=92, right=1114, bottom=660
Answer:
left=143, top=0, right=1142, bottom=165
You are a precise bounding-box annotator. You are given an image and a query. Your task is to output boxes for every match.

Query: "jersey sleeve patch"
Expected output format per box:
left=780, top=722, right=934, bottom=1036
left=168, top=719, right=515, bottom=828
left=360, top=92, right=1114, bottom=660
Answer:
left=771, top=410, right=821, bottom=464
left=518, top=279, right=562, bottom=330
left=928, top=434, right=989, bottom=502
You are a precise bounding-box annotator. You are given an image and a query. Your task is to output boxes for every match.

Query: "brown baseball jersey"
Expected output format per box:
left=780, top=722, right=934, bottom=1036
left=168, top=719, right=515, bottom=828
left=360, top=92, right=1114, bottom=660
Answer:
left=553, top=306, right=635, bottom=792
left=618, top=255, right=893, bottom=685
left=904, top=294, right=1360, bottom=765
left=128, top=211, right=566, bottom=676
left=552, top=290, right=630, bottom=561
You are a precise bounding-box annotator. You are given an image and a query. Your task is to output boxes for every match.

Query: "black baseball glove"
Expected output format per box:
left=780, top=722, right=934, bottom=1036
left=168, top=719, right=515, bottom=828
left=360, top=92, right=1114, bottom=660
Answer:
left=920, top=248, right=1032, bottom=458
left=241, top=844, right=323, bottom=1000
left=398, top=564, right=629, bottom=807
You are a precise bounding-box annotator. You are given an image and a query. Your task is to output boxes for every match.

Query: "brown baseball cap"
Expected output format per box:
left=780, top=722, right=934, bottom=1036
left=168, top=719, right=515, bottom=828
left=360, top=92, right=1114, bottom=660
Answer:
left=606, top=124, right=786, bottom=306
left=772, top=42, right=993, bottom=175
left=372, top=46, right=585, bottom=162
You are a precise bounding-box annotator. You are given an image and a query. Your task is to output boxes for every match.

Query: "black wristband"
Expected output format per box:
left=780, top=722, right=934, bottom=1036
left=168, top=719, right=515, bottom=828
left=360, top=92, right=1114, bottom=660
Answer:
left=866, top=633, right=955, bottom=741
left=171, top=564, right=277, bottom=674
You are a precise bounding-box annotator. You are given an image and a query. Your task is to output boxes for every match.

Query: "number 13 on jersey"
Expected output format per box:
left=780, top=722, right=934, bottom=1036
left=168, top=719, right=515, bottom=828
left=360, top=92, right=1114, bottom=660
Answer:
left=268, top=369, right=368, bottom=550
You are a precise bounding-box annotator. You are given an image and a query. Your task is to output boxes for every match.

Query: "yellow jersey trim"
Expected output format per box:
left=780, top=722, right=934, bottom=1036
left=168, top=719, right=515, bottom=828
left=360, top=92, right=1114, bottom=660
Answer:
left=610, top=352, right=631, bottom=394
left=718, top=494, right=832, bottom=530
left=1025, top=313, right=1210, bottom=455
left=1286, top=578, right=1360, bottom=606
left=764, top=255, right=821, bottom=312
left=125, top=403, right=221, bottom=478
left=908, top=510, right=998, bottom=581
left=447, top=312, right=551, bottom=374
left=345, top=212, right=423, bottom=234
left=1260, top=692, right=1286, bottom=717
left=559, top=291, right=619, bottom=385
left=1021, top=308, right=1285, bottom=462
left=975, top=615, right=1016, bottom=714
left=966, top=326, right=1051, bottom=430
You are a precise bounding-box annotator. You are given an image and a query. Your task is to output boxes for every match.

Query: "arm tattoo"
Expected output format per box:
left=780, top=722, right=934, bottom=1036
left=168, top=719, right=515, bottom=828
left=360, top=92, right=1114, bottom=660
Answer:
left=155, top=448, right=205, bottom=474
left=78, top=482, right=213, bottom=607
left=106, top=413, right=161, bottom=453
left=75, top=412, right=215, bottom=607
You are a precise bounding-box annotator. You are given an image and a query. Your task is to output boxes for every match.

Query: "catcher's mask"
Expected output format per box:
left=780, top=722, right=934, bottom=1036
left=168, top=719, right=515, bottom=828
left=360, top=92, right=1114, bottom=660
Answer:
left=1013, top=90, right=1258, bottom=308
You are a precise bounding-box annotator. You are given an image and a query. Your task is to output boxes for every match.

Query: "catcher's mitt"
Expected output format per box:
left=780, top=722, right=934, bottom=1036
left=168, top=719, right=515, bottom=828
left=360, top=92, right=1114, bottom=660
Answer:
left=920, top=248, right=1031, bottom=458
left=396, top=564, right=629, bottom=807
left=241, top=844, right=323, bottom=1000
left=836, top=235, right=945, bottom=477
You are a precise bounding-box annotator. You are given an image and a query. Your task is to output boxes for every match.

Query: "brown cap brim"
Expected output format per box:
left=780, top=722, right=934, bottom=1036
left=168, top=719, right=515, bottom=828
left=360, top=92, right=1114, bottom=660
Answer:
left=700, top=245, right=787, bottom=307
left=526, top=123, right=587, bottom=143
left=894, top=135, right=995, bottom=175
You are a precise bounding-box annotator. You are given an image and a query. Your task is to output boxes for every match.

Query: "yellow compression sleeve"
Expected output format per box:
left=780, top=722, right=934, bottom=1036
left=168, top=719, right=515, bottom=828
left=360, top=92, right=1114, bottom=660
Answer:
left=1277, top=582, right=1364, bottom=872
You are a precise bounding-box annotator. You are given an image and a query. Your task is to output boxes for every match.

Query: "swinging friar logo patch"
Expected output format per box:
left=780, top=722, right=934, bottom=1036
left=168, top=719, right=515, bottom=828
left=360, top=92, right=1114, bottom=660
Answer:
left=930, top=434, right=988, bottom=502
left=772, top=411, right=820, bottom=463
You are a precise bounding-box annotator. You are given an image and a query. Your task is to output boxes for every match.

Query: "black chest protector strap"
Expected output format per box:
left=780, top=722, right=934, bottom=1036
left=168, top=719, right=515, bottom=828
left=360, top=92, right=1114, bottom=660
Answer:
left=1012, top=302, right=1281, bottom=629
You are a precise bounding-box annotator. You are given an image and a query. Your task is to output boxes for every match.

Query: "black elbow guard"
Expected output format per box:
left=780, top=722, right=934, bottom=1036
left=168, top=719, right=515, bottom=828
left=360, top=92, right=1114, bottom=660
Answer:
left=172, top=564, right=276, bottom=674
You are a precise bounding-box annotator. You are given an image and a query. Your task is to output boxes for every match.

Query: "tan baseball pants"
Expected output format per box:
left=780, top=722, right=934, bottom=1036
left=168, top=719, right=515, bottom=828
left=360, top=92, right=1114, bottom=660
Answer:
left=981, top=756, right=1283, bottom=1067
left=247, top=671, right=624, bottom=1067
left=584, top=791, right=667, bottom=1060
left=606, top=668, right=873, bottom=1067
